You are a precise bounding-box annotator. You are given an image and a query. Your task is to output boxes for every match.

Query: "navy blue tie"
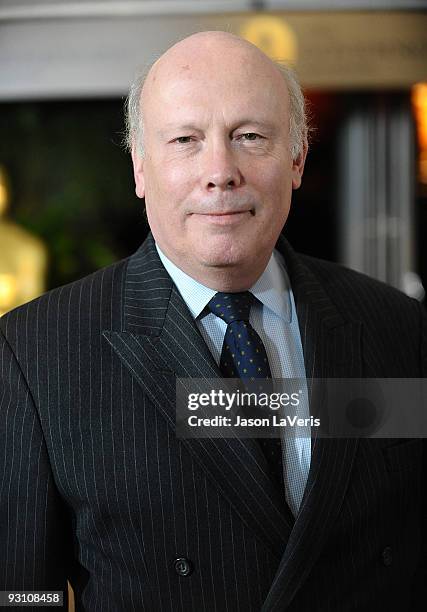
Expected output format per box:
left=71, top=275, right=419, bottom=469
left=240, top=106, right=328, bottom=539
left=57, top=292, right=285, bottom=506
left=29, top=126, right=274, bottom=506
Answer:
left=208, top=292, right=284, bottom=489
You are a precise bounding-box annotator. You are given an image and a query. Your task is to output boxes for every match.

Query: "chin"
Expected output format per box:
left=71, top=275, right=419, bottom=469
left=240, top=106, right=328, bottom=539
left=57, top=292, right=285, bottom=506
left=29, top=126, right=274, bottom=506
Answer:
left=198, top=249, right=250, bottom=270
left=202, top=257, right=241, bottom=269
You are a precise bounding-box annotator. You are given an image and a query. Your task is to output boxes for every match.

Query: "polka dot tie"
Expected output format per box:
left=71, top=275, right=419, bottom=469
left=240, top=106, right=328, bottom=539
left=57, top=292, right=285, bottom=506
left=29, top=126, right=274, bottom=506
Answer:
left=208, top=292, right=284, bottom=490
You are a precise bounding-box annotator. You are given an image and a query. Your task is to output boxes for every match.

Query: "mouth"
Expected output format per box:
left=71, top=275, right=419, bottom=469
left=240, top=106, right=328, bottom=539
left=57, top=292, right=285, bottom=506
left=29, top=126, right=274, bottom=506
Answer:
left=191, top=209, right=254, bottom=225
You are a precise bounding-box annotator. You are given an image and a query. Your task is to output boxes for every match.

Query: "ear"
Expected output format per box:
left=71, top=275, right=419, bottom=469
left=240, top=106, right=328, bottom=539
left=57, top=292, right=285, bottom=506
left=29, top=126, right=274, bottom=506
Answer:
left=131, top=144, right=145, bottom=199
left=291, top=137, right=308, bottom=190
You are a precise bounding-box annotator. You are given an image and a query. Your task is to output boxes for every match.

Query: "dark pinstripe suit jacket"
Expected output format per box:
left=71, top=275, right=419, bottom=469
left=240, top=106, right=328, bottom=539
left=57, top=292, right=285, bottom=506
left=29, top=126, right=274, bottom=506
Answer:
left=1, top=233, right=426, bottom=612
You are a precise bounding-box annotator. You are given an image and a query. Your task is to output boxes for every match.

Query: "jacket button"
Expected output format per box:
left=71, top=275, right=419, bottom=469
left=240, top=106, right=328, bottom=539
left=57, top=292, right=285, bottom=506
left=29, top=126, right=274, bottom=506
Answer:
left=174, top=557, right=193, bottom=576
left=381, top=546, right=393, bottom=566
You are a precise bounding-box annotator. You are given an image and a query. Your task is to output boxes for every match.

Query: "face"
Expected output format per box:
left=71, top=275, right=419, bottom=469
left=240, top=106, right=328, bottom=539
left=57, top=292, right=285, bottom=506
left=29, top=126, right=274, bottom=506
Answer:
left=132, top=34, right=307, bottom=290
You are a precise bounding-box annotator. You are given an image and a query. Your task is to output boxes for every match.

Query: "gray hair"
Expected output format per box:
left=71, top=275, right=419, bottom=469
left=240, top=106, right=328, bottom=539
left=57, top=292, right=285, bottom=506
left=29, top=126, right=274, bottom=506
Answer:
left=124, top=59, right=308, bottom=161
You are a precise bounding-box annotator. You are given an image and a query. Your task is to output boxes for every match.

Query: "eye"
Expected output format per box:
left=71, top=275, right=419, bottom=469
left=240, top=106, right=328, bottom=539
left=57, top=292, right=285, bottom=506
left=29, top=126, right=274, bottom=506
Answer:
left=237, top=132, right=264, bottom=142
left=172, top=136, right=193, bottom=144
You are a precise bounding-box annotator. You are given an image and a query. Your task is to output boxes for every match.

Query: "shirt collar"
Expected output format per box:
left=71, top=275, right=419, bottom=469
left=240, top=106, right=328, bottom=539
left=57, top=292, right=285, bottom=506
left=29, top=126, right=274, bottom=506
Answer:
left=251, top=249, right=292, bottom=323
left=156, top=244, right=292, bottom=323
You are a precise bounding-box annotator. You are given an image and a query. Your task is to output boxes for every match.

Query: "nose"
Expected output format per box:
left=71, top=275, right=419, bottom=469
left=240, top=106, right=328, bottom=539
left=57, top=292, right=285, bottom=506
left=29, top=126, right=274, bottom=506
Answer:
left=202, top=140, right=243, bottom=192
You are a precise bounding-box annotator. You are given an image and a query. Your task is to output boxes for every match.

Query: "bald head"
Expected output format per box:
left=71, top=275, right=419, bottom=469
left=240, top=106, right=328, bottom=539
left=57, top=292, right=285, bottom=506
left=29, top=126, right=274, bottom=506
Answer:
left=144, top=31, right=285, bottom=98
left=125, top=31, right=307, bottom=161
left=147, top=31, right=268, bottom=71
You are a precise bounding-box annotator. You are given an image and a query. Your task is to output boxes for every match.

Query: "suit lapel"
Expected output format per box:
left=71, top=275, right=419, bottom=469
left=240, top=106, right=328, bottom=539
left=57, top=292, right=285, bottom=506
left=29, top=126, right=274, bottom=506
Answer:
left=103, top=233, right=363, bottom=603
left=103, top=234, right=293, bottom=559
left=261, top=239, right=362, bottom=611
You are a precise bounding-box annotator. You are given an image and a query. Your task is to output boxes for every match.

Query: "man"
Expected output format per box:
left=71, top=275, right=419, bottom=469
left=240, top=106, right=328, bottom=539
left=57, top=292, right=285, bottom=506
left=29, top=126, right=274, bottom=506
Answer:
left=0, top=31, right=425, bottom=611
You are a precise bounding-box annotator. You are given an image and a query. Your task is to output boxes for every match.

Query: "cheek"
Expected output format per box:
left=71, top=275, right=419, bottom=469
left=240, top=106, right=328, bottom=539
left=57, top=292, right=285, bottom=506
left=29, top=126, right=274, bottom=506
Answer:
left=251, top=158, right=290, bottom=192
left=144, top=170, right=192, bottom=237
left=147, top=163, right=195, bottom=207
left=252, top=166, right=293, bottom=232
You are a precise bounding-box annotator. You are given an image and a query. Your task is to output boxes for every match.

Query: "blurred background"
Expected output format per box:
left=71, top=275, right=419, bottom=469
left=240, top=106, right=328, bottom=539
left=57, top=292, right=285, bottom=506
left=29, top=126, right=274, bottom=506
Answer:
left=1, top=0, right=426, bottom=319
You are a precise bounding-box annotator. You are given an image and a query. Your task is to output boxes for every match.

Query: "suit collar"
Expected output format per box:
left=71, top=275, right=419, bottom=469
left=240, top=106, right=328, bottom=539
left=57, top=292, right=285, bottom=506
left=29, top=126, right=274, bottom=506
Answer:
left=122, top=233, right=174, bottom=337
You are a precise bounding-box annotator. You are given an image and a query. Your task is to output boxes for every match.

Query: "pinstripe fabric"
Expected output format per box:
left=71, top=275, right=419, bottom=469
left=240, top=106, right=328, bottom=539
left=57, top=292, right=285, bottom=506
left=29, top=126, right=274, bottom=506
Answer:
left=0, top=232, right=426, bottom=611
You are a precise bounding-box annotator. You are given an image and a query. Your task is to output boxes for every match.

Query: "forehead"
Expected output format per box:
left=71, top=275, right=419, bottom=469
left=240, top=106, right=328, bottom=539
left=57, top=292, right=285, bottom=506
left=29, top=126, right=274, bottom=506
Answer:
left=142, top=43, right=289, bottom=126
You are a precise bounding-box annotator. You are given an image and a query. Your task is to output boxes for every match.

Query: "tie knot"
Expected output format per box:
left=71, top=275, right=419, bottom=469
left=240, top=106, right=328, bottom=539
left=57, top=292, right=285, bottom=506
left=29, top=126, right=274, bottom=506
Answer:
left=208, top=291, right=254, bottom=324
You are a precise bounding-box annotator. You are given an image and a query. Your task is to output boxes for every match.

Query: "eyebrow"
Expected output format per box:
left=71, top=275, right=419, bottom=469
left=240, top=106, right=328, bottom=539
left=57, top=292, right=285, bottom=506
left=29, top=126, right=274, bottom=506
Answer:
left=232, top=120, right=276, bottom=133
left=156, top=124, right=200, bottom=136
left=157, top=120, right=276, bottom=136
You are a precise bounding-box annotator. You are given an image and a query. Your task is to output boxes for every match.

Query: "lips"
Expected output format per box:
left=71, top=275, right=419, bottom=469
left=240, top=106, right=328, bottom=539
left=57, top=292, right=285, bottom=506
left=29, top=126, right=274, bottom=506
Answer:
left=192, top=208, right=254, bottom=217
left=203, top=210, right=251, bottom=216
left=191, top=209, right=253, bottom=225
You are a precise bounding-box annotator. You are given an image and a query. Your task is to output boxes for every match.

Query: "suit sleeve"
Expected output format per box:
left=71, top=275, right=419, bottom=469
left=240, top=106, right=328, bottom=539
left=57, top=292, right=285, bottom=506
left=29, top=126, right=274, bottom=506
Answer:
left=0, top=328, right=71, bottom=601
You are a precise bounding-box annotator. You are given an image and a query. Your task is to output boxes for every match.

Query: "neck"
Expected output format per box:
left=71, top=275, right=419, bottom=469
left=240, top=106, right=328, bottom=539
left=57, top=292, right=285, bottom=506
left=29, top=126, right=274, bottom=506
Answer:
left=156, top=243, right=271, bottom=292
left=185, top=264, right=266, bottom=292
